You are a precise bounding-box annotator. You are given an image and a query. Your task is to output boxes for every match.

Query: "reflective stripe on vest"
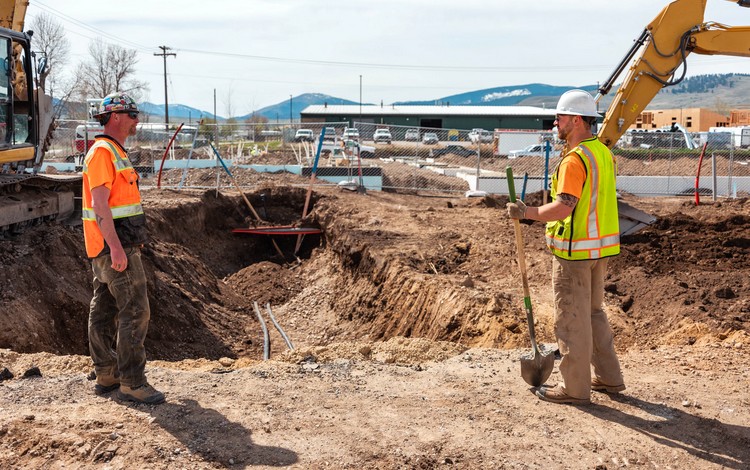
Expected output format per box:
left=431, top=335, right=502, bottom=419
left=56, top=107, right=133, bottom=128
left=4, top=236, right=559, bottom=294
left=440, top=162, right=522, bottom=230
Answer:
left=81, top=203, right=145, bottom=221
left=545, top=138, right=620, bottom=260
left=85, top=140, right=132, bottom=172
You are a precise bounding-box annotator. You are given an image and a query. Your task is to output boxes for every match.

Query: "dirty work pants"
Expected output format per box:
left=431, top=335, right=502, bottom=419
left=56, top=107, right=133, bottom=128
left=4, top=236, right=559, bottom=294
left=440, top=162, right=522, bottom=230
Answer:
left=552, top=256, right=623, bottom=400
left=88, top=247, right=150, bottom=388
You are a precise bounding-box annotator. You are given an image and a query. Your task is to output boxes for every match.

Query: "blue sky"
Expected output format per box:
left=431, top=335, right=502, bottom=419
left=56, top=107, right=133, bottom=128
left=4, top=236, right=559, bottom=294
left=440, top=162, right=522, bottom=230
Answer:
left=28, top=0, right=750, bottom=116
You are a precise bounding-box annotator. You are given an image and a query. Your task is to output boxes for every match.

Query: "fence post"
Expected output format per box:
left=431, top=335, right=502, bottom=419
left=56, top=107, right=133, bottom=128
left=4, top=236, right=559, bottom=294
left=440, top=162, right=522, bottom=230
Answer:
left=711, top=152, right=717, bottom=201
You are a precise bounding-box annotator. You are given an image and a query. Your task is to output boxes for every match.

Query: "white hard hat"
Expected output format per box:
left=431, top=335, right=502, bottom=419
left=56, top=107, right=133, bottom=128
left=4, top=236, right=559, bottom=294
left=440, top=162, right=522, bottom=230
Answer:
left=555, top=89, right=601, bottom=118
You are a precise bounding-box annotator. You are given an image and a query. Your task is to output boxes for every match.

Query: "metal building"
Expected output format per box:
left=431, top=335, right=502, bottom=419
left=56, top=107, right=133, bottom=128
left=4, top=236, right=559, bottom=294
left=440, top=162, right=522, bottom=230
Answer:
left=300, top=104, right=557, bottom=131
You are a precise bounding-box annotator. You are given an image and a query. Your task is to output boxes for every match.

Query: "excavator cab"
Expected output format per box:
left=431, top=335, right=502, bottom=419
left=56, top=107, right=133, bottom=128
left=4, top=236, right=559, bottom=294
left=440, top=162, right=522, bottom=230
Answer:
left=0, top=29, right=36, bottom=167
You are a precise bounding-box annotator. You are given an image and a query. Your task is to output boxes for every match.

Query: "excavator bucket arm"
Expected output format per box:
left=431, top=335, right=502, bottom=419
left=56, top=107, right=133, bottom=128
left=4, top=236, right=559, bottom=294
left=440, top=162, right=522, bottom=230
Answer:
left=0, top=0, right=28, bottom=31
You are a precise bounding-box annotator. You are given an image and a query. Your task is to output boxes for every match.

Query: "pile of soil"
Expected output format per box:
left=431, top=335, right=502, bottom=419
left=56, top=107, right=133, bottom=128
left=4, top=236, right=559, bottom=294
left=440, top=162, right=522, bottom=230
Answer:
left=0, top=171, right=748, bottom=468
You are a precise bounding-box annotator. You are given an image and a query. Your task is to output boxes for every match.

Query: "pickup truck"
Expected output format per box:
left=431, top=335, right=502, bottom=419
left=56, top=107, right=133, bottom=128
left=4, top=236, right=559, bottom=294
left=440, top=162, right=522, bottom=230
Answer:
left=373, top=128, right=392, bottom=144
left=508, top=144, right=546, bottom=158
left=468, top=128, right=493, bottom=144
left=294, top=129, right=314, bottom=142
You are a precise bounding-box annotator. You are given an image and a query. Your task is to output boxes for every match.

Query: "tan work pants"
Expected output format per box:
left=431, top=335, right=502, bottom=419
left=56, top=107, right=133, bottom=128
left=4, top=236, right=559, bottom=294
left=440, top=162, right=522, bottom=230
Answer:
left=552, top=256, right=623, bottom=399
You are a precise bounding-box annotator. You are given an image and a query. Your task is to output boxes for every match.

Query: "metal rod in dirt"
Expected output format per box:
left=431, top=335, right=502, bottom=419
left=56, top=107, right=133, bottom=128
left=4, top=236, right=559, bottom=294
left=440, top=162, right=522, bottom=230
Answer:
left=295, top=128, right=326, bottom=255
left=265, top=303, right=294, bottom=351
left=210, top=143, right=285, bottom=258
left=253, top=301, right=271, bottom=360
left=210, top=142, right=263, bottom=221
left=157, top=122, right=184, bottom=189
left=178, top=122, right=201, bottom=190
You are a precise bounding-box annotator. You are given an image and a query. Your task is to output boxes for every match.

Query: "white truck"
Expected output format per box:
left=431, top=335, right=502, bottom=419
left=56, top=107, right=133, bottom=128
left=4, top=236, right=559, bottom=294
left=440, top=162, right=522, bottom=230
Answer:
left=74, top=98, right=104, bottom=153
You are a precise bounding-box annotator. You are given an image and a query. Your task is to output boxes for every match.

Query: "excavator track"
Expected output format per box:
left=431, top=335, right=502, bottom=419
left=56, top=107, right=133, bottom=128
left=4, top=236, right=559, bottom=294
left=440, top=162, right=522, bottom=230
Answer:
left=0, top=173, right=81, bottom=238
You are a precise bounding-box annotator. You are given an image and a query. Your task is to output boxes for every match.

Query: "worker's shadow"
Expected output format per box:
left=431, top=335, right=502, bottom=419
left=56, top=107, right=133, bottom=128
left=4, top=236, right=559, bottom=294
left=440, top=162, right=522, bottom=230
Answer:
left=142, top=398, right=298, bottom=467
left=581, top=394, right=749, bottom=469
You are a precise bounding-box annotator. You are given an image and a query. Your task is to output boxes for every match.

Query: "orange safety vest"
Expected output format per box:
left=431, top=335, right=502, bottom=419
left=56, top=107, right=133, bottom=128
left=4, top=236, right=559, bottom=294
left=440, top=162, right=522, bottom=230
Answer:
left=82, top=136, right=148, bottom=258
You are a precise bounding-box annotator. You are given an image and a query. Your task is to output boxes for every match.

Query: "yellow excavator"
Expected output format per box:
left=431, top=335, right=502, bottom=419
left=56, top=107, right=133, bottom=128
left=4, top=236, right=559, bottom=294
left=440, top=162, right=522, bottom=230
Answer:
left=597, top=0, right=750, bottom=148
left=589, top=0, right=750, bottom=234
left=0, top=1, right=78, bottom=237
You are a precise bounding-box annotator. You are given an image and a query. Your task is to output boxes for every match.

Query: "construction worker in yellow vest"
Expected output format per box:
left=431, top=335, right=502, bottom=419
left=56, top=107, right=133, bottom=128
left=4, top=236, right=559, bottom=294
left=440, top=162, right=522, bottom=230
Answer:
left=81, top=92, right=164, bottom=405
left=506, top=89, right=625, bottom=405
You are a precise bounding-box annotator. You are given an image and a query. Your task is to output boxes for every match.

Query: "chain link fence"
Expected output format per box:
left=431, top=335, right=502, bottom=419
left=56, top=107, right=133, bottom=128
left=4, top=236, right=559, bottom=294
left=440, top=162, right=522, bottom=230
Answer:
left=42, top=119, right=750, bottom=198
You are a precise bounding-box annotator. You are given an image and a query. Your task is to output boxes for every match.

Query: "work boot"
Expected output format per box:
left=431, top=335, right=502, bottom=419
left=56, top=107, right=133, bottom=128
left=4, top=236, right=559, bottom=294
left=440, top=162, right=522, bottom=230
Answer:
left=535, top=384, right=590, bottom=405
left=117, top=383, right=165, bottom=405
left=591, top=377, right=626, bottom=393
left=89, top=368, right=120, bottom=395
left=94, top=371, right=120, bottom=395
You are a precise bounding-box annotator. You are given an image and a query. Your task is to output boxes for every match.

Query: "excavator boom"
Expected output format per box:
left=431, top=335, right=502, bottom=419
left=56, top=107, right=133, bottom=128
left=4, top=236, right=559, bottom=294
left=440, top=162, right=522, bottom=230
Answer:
left=598, top=0, right=750, bottom=148
left=0, top=0, right=27, bottom=31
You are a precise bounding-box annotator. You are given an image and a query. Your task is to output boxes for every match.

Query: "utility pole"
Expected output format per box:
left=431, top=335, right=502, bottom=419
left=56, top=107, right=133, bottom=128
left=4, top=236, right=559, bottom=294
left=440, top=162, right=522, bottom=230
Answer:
left=154, top=46, right=176, bottom=134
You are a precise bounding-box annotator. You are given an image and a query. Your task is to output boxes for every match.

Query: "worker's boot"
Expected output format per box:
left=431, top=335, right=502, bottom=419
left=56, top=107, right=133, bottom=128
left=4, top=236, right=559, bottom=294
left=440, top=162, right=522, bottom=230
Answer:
left=591, top=377, right=626, bottom=393
left=117, top=383, right=165, bottom=405
left=94, top=369, right=120, bottom=395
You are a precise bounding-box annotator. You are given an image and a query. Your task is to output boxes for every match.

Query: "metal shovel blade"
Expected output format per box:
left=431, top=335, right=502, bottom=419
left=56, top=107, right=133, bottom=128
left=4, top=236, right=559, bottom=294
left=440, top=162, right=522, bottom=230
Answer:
left=520, top=342, right=555, bottom=387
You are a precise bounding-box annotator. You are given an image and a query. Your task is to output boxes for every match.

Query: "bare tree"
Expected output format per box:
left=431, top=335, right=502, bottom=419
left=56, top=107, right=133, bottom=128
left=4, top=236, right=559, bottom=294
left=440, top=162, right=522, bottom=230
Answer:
left=27, top=12, right=70, bottom=92
left=223, top=86, right=235, bottom=119
left=75, top=38, right=149, bottom=101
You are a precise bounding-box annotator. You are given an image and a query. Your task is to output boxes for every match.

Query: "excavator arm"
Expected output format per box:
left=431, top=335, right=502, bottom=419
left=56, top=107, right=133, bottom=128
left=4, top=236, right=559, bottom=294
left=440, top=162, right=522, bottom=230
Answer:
left=0, top=0, right=28, bottom=31
left=597, top=0, right=750, bottom=148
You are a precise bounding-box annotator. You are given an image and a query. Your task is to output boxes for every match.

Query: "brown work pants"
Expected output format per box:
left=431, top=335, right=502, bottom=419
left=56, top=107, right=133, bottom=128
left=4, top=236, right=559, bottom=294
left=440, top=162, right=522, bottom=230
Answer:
left=552, top=256, right=623, bottom=400
left=88, top=247, right=151, bottom=388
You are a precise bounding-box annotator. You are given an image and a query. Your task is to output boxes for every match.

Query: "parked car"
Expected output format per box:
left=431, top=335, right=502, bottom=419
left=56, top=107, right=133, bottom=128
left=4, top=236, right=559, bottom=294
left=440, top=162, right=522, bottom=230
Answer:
left=343, top=127, right=360, bottom=140
left=468, top=128, right=493, bottom=144
left=373, top=128, right=392, bottom=144
left=294, top=129, right=314, bottom=142
left=422, top=132, right=439, bottom=145
left=322, top=127, right=337, bottom=142
left=508, top=143, right=547, bottom=158
left=405, top=128, right=419, bottom=141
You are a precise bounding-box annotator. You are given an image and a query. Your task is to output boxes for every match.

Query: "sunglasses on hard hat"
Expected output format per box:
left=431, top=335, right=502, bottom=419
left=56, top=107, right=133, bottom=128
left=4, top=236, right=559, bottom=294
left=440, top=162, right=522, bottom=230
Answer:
left=118, top=111, right=139, bottom=119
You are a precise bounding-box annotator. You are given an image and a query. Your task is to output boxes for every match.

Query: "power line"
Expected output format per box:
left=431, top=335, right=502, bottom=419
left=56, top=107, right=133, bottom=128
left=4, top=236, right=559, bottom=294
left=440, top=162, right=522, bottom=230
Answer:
left=175, top=47, right=591, bottom=72
left=33, top=1, right=151, bottom=52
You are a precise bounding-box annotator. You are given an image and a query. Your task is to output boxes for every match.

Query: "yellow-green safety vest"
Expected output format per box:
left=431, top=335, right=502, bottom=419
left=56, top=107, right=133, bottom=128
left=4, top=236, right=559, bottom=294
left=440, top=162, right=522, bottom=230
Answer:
left=545, top=137, right=620, bottom=260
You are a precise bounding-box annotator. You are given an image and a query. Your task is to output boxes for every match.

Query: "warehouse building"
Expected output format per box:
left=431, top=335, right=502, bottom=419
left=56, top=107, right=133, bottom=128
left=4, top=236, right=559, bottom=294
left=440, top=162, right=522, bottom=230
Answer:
left=630, top=108, right=729, bottom=131
left=300, top=104, right=557, bottom=131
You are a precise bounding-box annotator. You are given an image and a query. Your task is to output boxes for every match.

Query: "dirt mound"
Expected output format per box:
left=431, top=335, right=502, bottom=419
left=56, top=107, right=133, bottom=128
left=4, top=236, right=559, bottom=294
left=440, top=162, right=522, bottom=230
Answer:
left=1, top=183, right=749, bottom=468
left=607, top=197, right=750, bottom=348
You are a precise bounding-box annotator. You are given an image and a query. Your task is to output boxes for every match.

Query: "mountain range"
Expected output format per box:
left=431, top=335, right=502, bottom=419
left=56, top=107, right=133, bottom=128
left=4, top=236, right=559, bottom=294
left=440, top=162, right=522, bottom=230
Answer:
left=138, top=73, right=750, bottom=122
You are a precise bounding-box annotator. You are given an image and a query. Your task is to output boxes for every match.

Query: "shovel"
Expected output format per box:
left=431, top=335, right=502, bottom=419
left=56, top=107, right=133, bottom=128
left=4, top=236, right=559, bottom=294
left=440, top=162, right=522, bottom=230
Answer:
left=506, top=167, right=554, bottom=387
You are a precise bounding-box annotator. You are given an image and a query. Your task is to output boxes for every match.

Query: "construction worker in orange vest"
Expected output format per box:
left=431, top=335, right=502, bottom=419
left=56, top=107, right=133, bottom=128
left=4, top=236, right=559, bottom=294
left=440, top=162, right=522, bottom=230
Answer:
left=81, top=92, right=164, bottom=405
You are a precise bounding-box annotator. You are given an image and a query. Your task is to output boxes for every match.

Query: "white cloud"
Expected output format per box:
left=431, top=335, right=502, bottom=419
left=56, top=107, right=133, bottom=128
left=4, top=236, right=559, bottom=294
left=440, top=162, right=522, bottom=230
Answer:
left=482, top=89, right=531, bottom=102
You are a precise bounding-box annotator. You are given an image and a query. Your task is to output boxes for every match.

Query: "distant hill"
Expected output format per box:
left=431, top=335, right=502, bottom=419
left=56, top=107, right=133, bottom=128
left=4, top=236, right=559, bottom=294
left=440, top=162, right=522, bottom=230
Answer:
left=135, top=73, right=750, bottom=122
left=236, top=93, right=363, bottom=122
left=139, top=102, right=207, bottom=123
left=630, top=73, right=750, bottom=111
left=395, top=83, right=598, bottom=107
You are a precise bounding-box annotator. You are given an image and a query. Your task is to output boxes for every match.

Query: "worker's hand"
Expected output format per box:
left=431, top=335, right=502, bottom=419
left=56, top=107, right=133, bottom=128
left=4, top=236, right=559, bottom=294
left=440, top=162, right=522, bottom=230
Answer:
left=506, top=200, right=527, bottom=219
left=110, top=247, right=128, bottom=272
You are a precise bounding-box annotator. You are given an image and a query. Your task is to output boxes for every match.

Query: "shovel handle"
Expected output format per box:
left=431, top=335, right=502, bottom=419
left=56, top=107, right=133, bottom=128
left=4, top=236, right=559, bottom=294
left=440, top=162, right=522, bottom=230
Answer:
left=506, top=167, right=541, bottom=353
